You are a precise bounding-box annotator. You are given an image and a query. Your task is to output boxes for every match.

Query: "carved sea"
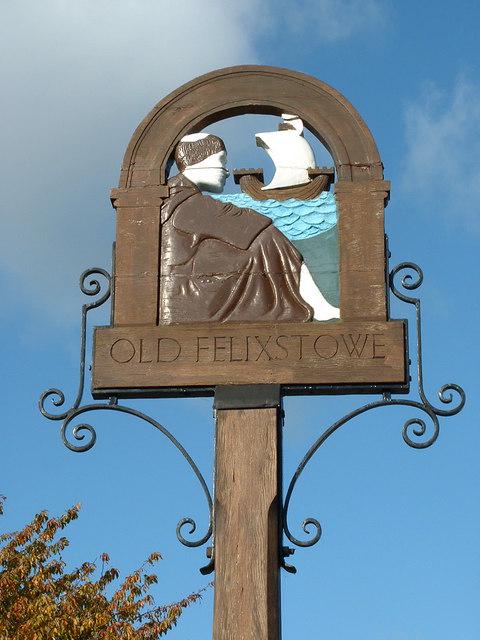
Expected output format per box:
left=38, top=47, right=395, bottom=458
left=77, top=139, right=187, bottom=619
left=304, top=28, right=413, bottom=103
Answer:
left=211, top=192, right=339, bottom=307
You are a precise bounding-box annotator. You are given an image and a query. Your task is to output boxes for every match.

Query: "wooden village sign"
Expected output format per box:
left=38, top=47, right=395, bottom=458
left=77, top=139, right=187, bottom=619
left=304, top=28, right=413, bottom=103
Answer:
left=94, top=65, right=405, bottom=395
left=40, top=66, right=465, bottom=640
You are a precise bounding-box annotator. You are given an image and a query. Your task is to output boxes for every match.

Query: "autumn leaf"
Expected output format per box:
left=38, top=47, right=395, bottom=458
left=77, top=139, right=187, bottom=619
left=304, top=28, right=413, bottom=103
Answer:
left=0, top=500, right=208, bottom=639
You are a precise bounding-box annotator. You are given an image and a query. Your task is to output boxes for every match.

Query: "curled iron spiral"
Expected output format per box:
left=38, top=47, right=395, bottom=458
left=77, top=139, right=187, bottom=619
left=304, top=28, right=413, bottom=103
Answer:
left=39, top=268, right=111, bottom=421
left=282, top=261, right=466, bottom=571
left=389, top=262, right=465, bottom=417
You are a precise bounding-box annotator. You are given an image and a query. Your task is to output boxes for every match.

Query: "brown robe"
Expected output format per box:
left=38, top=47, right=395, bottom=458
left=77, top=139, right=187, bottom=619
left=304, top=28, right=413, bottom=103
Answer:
left=159, top=174, right=313, bottom=323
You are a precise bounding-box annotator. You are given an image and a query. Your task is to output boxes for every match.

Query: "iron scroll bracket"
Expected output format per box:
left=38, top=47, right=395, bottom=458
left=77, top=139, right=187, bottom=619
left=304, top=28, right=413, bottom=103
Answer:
left=38, top=268, right=213, bottom=567
left=281, top=261, right=466, bottom=572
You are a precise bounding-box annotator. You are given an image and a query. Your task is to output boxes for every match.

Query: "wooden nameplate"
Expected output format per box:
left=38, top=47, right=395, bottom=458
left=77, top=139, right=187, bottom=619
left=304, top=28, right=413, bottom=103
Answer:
left=92, top=320, right=407, bottom=397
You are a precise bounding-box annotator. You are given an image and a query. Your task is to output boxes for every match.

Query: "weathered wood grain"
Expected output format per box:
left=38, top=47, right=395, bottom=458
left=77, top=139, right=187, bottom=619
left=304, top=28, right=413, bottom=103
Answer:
left=335, top=180, right=390, bottom=320
left=111, top=187, right=168, bottom=325
left=213, top=407, right=281, bottom=640
left=110, top=185, right=169, bottom=207
left=92, top=320, right=407, bottom=392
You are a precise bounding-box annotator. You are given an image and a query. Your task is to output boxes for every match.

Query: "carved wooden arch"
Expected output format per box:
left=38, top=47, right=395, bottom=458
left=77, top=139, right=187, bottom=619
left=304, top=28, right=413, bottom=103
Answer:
left=119, top=65, right=383, bottom=188
left=111, top=66, right=390, bottom=328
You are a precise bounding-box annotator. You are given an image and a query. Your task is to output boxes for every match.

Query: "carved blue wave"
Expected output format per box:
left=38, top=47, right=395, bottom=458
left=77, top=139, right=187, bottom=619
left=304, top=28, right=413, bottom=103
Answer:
left=210, top=192, right=337, bottom=240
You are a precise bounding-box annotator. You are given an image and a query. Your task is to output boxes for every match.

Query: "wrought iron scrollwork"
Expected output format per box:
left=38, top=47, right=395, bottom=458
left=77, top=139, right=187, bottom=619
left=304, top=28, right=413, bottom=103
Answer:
left=40, top=262, right=466, bottom=576
left=39, top=268, right=213, bottom=556
left=39, top=268, right=111, bottom=421
left=389, top=263, right=465, bottom=419
left=281, top=261, right=466, bottom=573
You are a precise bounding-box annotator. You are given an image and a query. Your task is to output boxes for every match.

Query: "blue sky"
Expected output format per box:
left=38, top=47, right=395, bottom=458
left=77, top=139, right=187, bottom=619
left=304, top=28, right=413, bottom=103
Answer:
left=1, top=1, right=479, bottom=638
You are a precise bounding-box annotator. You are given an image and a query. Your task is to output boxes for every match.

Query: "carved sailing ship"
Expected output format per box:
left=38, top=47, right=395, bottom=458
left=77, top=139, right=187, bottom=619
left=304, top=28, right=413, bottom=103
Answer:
left=233, top=114, right=335, bottom=201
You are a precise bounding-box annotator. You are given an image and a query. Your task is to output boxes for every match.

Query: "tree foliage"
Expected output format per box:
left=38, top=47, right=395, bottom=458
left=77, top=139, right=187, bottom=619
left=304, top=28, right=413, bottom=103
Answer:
left=0, top=497, right=205, bottom=639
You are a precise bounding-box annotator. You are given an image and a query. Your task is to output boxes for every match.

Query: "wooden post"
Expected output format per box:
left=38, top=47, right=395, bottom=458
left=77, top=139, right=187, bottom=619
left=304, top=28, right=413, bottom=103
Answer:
left=213, top=386, right=282, bottom=640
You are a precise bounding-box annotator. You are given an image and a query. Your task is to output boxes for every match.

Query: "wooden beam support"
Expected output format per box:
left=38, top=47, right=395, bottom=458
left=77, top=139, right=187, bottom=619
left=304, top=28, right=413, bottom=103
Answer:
left=213, top=388, right=282, bottom=640
left=110, top=186, right=168, bottom=326
left=334, top=180, right=390, bottom=320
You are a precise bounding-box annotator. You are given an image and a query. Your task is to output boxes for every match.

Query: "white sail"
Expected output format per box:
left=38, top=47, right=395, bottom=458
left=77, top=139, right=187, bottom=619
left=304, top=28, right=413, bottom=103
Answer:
left=255, top=114, right=316, bottom=190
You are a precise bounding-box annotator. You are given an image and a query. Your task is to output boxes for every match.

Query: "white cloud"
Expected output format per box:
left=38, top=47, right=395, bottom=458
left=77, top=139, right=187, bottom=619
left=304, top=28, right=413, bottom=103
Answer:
left=277, top=0, right=387, bottom=42
left=403, top=76, right=480, bottom=233
left=0, top=0, right=265, bottom=323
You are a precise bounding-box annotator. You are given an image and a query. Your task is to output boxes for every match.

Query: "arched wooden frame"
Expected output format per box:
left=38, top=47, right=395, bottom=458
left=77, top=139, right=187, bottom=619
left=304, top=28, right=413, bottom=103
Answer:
left=110, top=65, right=390, bottom=327
left=120, top=65, right=383, bottom=187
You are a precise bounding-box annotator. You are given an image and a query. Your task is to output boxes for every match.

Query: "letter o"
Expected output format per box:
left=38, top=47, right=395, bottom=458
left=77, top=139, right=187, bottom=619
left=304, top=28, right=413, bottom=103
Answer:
left=110, top=338, right=136, bottom=363
left=314, top=335, right=338, bottom=359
